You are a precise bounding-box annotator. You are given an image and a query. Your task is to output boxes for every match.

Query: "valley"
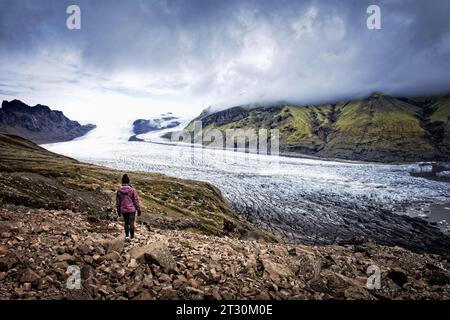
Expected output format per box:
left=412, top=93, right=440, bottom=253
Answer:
left=44, top=126, right=450, bottom=255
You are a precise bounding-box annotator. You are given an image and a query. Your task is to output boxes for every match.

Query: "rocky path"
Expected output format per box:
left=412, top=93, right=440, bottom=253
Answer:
left=1, top=206, right=450, bottom=300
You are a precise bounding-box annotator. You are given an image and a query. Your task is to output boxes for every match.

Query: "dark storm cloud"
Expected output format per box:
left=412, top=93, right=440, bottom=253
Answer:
left=0, top=0, right=449, bottom=108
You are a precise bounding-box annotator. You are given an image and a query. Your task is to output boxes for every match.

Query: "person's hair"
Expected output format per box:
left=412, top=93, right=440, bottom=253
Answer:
left=121, top=174, right=130, bottom=184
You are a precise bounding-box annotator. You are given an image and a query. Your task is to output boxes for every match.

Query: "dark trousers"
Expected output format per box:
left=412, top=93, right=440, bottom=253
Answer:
left=122, top=212, right=136, bottom=238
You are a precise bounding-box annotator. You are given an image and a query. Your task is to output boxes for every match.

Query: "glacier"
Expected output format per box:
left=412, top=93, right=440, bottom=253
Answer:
left=43, top=124, right=450, bottom=253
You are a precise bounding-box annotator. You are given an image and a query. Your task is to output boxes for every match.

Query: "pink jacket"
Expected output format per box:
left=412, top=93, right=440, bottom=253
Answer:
left=116, top=185, right=140, bottom=214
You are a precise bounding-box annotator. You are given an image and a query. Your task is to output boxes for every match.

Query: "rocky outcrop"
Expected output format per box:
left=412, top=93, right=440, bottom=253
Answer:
left=129, top=242, right=177, bottom=272
left=130, top=113, right=180, bottom=141
left=0, top=207, right=449, bottom=300
left=0, top=100, right=96, bottom=144
left=129, top=114, right=181, bottom=141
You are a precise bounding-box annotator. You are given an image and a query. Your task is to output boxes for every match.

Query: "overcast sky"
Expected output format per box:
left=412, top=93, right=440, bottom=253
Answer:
left=0, top=0, right=449, bottom=123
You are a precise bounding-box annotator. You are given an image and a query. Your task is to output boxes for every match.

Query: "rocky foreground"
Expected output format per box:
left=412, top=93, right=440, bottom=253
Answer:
left=1, top=205, right=450, bottom=300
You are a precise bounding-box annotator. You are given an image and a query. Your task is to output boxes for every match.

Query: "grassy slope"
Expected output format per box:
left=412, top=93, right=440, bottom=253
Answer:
left=428, top=94, right=450, bottom=154
left=320, top=95, right=435, bottom=161
left=193, top=105, right=329, bottom=152
left=0, top=133, right=276, bottom=241
left=186, top=94, right=450, bottom=162
left=283, top=105, right=332, bottom=151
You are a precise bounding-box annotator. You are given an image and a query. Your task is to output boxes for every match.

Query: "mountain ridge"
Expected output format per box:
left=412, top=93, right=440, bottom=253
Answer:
left=184, top=93, right=450, bottom=162
left=0, top=99, right=96, bottom=144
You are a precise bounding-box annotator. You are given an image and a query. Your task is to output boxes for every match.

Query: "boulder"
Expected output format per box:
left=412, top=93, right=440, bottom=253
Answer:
left=127, top=259, right=139, bottom=268
left=81, top=265, right=92, bottom=280
left=133, top=290, right=153, bottom=300
left=23, top=282, right=32, bottom=291
left=223, top=219, right=237, bottom=232
left=296, top=254, right=321, bottom=281
left=159, top=286, right=178, bottom=300
left=129, top=242, right=176, bottom=272
left=256, top=290, right=271, bottom=300
left=205, top=288, right=222, bottom=300
left=19, top=269, right=40, bottom=284
left=0, top=245, right=8, bottom=256
left=173, top=275, right=187, bottom=290
left=426, top=270, right=450, bottom=286
left=177, top=286, right=204, bottom=300
left=1, top=232, right=12, bottom=238
left=92, top=254, right=104, bottom=264
left=77, top=244, right=92, bottom=255
left=344, top=287, right=373, bottom=300
left=159, top=273, right=172, bottom=283
left=0, top=255, right=20, bottom=271
left=102, top=238, right=124, bottom=254
left=0, top=221, right=18, bottom=233
left=112, top=268, right=126, bottom=279
left=83, top=255, right=94, bottom=264
left=55, top=254, right=76, bottom=262
left=104, top=251, right=121, bottom=261
left=260, top=258, right=293, bottom=283
left=387, top=270, right=408, bottom=287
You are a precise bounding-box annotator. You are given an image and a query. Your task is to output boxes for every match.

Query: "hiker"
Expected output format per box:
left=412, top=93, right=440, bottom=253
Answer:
left=116, top=174, right=141, bottom=240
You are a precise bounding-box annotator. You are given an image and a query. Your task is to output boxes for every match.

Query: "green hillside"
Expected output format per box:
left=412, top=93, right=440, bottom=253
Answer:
left=183, top=93, right=450, bottom=162
left=427, top=94, right=450, bottom=154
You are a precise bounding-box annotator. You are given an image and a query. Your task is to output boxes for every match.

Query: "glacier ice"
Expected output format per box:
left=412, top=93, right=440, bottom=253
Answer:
left=43, top=128, right=450, bottom=252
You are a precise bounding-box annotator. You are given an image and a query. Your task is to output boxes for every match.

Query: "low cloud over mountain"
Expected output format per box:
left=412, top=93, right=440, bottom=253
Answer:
left=0, top=0, right=449, bottom=117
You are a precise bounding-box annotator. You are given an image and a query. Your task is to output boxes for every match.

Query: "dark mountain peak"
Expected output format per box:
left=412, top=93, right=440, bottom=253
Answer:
left=2, top=99, right=54, bottom=114
left=366, top=92, right=389, bottom=100
left=199, top=106, right=213, bottom=117
left=131, top=114, right=180, bottom=137
left=2, top=99, right=24, bottom=106
left=34, top=103, right=52, bottom=112
left=200, top=106, right=249, bottom=128
left=361, top=92, right=407, bottom=109
left=0, top=99, right=96, bottom=144
left=2, top=99, right=29, bottom=111
left=133, top=119, right=146, bottom=126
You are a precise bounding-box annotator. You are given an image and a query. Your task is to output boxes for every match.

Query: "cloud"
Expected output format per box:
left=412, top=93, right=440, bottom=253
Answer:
left=0, top=0, right=449, bottom=117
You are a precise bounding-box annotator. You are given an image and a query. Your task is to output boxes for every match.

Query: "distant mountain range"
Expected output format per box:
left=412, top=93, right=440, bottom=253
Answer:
left=0, top=100, right=96, bottom=144
left=185, top=93, right=450, bottom=162
left=2, top=94, right=449, bottom=163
